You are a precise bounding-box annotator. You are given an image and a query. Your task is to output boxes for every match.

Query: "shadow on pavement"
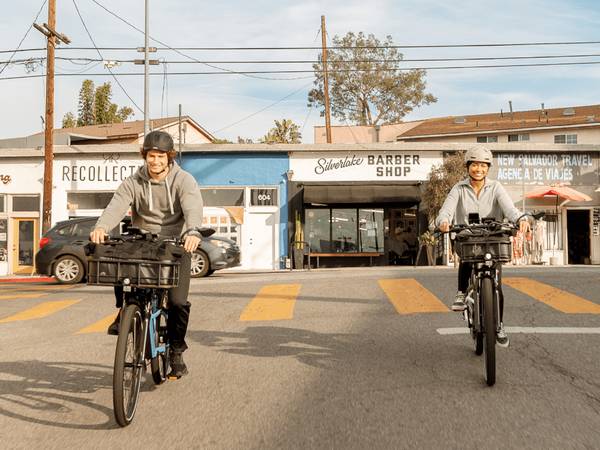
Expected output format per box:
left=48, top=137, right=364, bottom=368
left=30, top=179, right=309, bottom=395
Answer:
left=189, top=326, right=355, bottom=369
left=0, top=360, right=118, bottom=430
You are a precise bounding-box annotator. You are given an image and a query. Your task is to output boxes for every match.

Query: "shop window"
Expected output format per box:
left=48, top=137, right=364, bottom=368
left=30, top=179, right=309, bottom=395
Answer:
left=202, top=214, right=240, bottom=243
left=306, top=209, right=331, bottom=253
left=67, top=192, right=114, bottom=210
left=0, top=219, right=7, bottom=262
left=545, top=214, right=563, bottom=250
left=358, top=209, right=384, bottom=252
left=200, top=188, right=244, bottom=207
left=12, top=196, right=39, bottom=212
left=306, top=208, right=385, bottom=253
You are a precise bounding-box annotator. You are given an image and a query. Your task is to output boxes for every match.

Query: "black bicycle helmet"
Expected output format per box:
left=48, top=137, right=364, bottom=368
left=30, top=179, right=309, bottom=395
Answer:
left=142, top=130, right=174, bottom=152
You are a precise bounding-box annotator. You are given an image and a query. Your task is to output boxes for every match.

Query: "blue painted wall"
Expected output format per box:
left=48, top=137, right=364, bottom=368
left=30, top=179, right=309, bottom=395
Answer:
left=182, top=153, right=289, bottom=263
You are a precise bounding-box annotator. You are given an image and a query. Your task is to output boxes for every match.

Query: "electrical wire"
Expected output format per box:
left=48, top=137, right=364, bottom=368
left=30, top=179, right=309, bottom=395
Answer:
left=0, top=0, right=48, bottom=75
left=4, top=57, right=600, bottom=80
left=211, top=81, right=314, bottom=134
left=71, top=0, right=143, bottom=113
left=89, top=0, right=306, bottom=81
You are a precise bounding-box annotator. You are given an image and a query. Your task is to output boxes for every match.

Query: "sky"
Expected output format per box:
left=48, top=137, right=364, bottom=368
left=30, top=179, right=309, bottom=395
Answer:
left=2, top=0, right=600, bottom=143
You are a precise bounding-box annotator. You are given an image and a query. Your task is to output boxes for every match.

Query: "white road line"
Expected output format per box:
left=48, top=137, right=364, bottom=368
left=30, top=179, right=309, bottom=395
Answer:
left=437, top=327, right=600, bottom=335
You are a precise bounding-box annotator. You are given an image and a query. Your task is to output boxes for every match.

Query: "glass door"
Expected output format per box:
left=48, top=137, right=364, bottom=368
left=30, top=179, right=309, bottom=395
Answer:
left=12, top=218, right=38, bottom=274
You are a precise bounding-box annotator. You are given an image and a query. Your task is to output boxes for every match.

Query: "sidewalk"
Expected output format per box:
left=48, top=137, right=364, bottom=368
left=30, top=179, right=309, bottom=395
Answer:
left=0, top=275, right=56, bottom=283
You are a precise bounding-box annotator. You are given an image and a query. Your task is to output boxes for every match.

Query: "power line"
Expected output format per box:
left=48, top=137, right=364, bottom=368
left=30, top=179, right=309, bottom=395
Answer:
left=35, top=40, right=600, bottom=51
left=71, top=0, right=143, bottom=113
left=88, top=0, right=304, bottom=81
left=5, top=58, right=600, bottom=81
left=211, top=81, right=313, bottom=134
left=0, top=0, right=48, bottom=75
left=8, top=52, right=600, bottom=67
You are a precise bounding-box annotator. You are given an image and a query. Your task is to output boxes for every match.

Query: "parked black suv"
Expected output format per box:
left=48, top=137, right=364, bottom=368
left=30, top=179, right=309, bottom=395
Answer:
left=35, top=217, right=240, bottom=283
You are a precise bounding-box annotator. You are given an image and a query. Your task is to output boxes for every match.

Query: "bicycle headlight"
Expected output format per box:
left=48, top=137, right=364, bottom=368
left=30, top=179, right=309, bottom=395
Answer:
left=123, top=278, right=131, bottom=285
left=484, top=253, right=492, bottom=260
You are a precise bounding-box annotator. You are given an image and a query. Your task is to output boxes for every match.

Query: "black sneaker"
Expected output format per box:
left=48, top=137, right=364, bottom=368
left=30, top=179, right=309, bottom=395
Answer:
left=107, top=313, right=120, bottom=336
left=496, top=323, right=510, bottom=348
left=452, top=292, right=466, bottom=312
left=168, top=352, right=188, bottom=379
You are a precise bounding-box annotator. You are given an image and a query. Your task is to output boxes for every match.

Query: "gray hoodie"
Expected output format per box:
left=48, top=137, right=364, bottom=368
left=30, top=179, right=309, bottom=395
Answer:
left=95, top=161, right=203, bottom=237
left=435, top=178, right=522, bottom=227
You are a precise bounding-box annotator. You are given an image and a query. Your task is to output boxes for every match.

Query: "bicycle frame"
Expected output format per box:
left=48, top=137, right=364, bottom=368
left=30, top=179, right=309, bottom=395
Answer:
left=123, top=287, right=169, bottom=361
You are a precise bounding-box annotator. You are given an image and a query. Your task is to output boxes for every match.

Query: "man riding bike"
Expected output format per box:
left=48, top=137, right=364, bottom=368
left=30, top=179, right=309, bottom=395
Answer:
left=435, top=147, right=530, bottom=348
left=90, top=130, right=203, bottom=378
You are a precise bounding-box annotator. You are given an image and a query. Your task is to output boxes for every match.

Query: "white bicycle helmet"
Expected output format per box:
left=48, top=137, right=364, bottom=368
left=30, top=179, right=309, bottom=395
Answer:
left=464, top=147, right=493, bottom=166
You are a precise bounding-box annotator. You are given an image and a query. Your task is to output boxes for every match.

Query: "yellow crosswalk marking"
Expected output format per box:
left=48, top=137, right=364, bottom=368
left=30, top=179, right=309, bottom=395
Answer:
left=504, top=277, right=600, bottom=314
left=379, top=279, right=449, bottom=315
left=240, top=284, right=301, bottom=321
left=0, top=299, right=81, bottom=323
left=76, top=313, right=116, bottom=334
left=0, top=293, right=46, bottom=300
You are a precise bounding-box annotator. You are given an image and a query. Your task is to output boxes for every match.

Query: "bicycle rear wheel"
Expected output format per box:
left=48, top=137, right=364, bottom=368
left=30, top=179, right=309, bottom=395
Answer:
left=481, top=277, right=496, bottom=386
left=113, top=304, right=145, bottom=427
left=150, top=310, right=169, bottom=384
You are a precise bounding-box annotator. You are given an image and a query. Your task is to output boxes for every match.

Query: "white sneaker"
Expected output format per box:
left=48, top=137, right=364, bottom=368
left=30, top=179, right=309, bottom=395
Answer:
left=452, top=292, right=466, bottom=312
left=496, top=323, right=510, bottom=348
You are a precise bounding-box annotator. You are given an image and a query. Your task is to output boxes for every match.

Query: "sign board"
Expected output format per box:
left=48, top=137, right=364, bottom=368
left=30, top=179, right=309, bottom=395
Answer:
left=290, top=151, right=443, bottom=182
left=250, top=188, right=277, bottom=206
left=593, top=208, right=600, bottom=236
left=491, top=152, right=598, bottom=185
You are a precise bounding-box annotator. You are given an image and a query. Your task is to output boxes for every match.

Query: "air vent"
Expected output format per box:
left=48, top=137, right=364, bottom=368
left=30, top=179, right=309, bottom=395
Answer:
left=453, top=116, right=466, bottom=124
left=562, top=108, right=575, bottom=116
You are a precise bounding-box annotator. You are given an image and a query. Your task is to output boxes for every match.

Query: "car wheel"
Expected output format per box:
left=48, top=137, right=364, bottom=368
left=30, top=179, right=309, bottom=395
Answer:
left=190, top=251, right=210, bottom=278
left=53, top=255, right=85, bottom=284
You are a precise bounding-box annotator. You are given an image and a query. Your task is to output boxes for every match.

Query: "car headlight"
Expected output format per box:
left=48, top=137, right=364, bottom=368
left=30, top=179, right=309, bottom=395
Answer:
left=209, top=239, right=232, bottom=249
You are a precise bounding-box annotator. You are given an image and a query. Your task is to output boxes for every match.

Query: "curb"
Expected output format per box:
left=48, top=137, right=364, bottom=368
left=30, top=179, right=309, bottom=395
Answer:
left=0, top=276, right=56, bottom=284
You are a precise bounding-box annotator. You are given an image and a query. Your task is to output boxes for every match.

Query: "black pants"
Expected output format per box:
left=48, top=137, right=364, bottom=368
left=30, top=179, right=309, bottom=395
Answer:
left=458, top=261, right=505, bottom=322
left=114, top=252, right=192, bottom=353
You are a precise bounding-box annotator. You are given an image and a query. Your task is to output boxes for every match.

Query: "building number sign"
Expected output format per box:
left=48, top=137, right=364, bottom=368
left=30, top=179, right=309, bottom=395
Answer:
left=250, top=188, right=277, bottom=206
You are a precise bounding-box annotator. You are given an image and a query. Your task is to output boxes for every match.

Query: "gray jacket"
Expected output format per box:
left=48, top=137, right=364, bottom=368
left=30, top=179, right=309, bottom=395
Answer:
left=435, top=178, right=522, bottom=227
left=95, top=162, right=203, bottom=237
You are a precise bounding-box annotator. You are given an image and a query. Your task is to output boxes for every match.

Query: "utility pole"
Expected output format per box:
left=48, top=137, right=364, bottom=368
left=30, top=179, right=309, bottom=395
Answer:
left=34, top=0, right=70, bottom=234
left=321, top=15, right=332, bottom=144
left=144, top=0, right=150, bottom=135
left=178, top=104, right=182, bottom=164
left=135, top=0, right=158, bottom=135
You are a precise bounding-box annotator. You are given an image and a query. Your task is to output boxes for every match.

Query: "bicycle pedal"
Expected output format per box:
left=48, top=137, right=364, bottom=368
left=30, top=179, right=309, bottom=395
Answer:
left=167, top=375, right=181, bottom=380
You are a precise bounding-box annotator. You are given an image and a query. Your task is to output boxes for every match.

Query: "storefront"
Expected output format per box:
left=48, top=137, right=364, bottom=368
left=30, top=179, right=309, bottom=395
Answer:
left=183, top=150, right=289, bottom=270
left=288, top=145, right=444, bottom=267
left=490, top=149, right=600, bottom=265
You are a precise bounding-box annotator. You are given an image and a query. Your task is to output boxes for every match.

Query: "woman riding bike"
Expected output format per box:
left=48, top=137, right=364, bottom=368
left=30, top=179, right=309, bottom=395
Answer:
left=436, top=147, right=530, bottom=348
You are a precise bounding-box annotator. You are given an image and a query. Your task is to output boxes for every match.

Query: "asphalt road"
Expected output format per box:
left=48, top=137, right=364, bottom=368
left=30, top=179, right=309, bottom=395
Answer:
left=0, top=265, right=599, bottom=449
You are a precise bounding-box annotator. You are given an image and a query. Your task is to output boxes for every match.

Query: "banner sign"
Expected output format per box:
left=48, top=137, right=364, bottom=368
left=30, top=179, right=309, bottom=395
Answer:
left=290, top=151, right=443, bottom=182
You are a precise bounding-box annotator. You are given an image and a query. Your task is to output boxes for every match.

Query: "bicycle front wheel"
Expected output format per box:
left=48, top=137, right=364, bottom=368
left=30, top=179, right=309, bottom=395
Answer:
left=113, top=304, right=145, bottom=427
left=481, top=277, right=497, bottom=386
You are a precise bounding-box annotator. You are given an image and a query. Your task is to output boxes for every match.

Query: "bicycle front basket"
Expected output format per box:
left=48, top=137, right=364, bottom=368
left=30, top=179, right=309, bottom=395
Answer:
left=88, top=258, right=180, bottom=288
left=456, top=235, right=512, bottom=263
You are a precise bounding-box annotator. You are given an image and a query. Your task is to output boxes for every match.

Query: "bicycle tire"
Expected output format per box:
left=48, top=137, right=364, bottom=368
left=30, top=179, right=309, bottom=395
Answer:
left=113, top=304, right=144, bottom=427
left=481, top=277, right=496, bottom=386
left=150, top=310, right=169, bottom=384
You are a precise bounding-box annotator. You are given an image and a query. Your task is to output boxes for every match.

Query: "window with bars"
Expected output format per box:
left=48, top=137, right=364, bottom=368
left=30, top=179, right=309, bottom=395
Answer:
left=508, top=133, right=530, bottom=142
left=202, top=214, right=240, bottom=243
left=554, top=134, right=577, bottom=144
left=476, top=135, right=498, bottom=143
